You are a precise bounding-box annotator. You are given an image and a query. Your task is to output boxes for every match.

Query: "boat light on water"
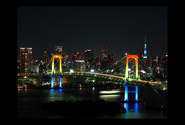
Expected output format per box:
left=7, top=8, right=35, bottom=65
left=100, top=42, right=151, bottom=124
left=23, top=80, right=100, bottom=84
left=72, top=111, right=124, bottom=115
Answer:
left=99, top=90, right=121, bottom=94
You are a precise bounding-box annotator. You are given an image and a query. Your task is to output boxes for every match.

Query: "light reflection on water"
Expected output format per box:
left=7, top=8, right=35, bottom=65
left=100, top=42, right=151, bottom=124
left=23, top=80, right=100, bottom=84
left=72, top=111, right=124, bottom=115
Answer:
left=134, top=103, right=139, bottom=113
left=51, top=89, right=62, bottom=94
left=124, top=103, right=139, bottom=113
left=58, top=89, right=62, bottom=94
left=124, top=103, right=129, bottom=113
left=18, top=86, right=167, bottom=119
left=51, top=89, right=55, bottom=94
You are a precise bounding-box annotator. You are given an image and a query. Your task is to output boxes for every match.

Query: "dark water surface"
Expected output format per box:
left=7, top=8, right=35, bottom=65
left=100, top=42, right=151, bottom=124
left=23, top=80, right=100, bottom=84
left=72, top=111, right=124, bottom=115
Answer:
left=17, top=86, right=167, bottom=119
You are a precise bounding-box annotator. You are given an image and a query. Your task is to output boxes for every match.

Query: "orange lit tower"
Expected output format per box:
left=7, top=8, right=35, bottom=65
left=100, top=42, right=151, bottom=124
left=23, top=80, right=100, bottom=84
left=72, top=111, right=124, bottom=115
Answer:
left=125, top=54, right=139, bottom=80
left=124, top=54, right=140, bottom=102
left=51, top=45, right=63, bottom=88
left=52, top=55, right=62, bottom=73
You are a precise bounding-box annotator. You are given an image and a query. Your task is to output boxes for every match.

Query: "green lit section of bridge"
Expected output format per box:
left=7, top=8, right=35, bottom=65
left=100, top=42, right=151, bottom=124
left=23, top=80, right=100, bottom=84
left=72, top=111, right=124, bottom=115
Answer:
left=42, top=72, right=167, bottom=88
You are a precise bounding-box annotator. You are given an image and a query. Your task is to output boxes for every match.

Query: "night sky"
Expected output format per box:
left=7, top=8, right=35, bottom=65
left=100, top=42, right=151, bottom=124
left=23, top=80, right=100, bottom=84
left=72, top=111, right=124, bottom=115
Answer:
left=18, top=6, right=167, bottom=60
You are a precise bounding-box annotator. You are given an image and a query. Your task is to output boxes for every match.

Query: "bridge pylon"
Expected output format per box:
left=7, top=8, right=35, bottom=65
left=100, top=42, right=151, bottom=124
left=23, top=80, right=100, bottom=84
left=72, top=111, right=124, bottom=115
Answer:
left=52, top=55, right=62, bottom=73
left=125, top=54, right=140, bottom=81
left=51, top=55, right=62, bottom=88
left=123, top=85, right=139, bottom=102
left=123, top=54, right=141, bottom=102
left=51, top=75, right=62, bottom=88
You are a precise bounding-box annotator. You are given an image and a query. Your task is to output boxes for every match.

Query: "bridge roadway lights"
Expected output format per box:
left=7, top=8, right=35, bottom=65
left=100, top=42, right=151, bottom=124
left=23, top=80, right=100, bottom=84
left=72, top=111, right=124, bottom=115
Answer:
left=51, top=75, right=62, bottom=88
left=123, top=84, right=140, bottom=102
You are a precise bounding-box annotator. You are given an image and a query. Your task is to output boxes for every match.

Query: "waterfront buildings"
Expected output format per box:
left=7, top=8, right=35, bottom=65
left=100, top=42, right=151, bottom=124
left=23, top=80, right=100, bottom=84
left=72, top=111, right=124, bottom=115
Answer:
left=43, top=51, right=49, bottom=64
left=84, top=49, right=94, bottom=71
left=101, top=47, right=108, bottom=61
left=101, top=47, right=108, bottom=69
left=108, top=54, right=115, bottom=66
left=75, top=60, right=86, bottom=72
left=54, top=45, right=63, bottom=55
left=20, top=47, right=32, bottom=73
left=95, top=57, right=101, bottom=71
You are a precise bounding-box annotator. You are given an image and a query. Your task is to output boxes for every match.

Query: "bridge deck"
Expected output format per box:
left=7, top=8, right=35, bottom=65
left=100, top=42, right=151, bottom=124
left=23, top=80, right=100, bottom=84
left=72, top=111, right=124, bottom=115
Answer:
left=17, top=72, right=167, bottom=88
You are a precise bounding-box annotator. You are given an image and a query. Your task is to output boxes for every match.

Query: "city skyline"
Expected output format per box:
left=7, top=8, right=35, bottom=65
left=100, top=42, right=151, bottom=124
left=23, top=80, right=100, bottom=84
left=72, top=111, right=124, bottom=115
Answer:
left=18, top=6, right=167, bottom=60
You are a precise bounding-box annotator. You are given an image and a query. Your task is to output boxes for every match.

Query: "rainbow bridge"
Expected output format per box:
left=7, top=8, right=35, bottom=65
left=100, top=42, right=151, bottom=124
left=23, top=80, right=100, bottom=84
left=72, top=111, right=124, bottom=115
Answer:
left=17, top=54, right=167, bottom=101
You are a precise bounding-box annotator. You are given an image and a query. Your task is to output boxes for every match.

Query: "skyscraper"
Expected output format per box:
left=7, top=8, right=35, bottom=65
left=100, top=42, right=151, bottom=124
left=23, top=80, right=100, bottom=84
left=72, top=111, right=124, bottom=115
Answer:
left=20, top=47, right=32, bottom=73
left=95, top=57, right=101, bottom=70
left=108, top=54, right=115, bottom=66
left=139, top=50, right=144, bottom=61
left=54, top=45, right=63, bottom=55
left=43, top=51, right=49, bottom=64
left=84, top=49, right=94, bottom=71
left=102, top=47, right=108, bottom=61
left=101, top=47, right=108, bottom=69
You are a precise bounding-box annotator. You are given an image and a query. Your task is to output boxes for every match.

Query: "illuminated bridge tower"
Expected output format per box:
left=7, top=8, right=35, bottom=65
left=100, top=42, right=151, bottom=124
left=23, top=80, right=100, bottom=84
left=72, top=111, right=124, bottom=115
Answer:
left=51, top=55, right=62, bottom=88
left=125, top=54, right=139, bottom=80
left=143, top=35, right=147, bottom=66
left=123, top=54, right=140, bottom=102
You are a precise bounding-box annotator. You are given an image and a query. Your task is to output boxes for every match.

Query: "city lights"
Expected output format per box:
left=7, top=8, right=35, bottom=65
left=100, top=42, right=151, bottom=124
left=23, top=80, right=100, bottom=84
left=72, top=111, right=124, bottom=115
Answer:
left=90, top=69, right=94, bottom=73
left=76, top=60, right=84, bottom=62
left=18, top=44, right=167, bottom=91
left=17, top=8, right=168, bottom=118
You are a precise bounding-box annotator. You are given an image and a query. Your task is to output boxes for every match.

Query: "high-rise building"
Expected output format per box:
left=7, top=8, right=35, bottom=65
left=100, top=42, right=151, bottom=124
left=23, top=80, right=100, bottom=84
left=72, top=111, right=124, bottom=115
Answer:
left=20, top=47, right=32, bottom=73
left=62, top=53, right=69, bottom=63
left=71, top=53, right=75, bottom=61
left=95, top=57, right=101, bottom=70
left=139, top=50, right=144, bottom=62
left=80, top=51, right=84, bottom=60
left=69, top=50, right=83, bottom=66
left=84, top=49, right=94, bottom=71
left=149, top=58, right=153, bottom=68
left=75, top=60, right=86, bottom=72
left=17, top=60, right=20, bottom=73
left=156, top=56, right=159, bottom=63
left=102, top=47, right=108, bottom=61
left=101, top=47, right=108, bottom=69
left=54, top=45, right=63, bottom=55
left=164, top=53, right=168, bottom=77
left=43, top=51, right=49, bottom=64
left=108, top=54, right=115, bottom=66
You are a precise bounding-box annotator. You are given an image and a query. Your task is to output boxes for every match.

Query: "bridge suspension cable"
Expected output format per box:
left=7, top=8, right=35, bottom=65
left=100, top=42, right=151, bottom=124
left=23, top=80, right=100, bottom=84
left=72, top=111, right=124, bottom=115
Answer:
left=138, top=58, right=159, bottom=81
left=97, top=56, right=126, bottom=72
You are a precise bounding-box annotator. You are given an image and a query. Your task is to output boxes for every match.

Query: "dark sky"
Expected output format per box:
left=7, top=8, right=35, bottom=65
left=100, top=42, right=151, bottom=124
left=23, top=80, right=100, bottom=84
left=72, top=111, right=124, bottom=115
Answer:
left=18, top=6, right=167, bottom=60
